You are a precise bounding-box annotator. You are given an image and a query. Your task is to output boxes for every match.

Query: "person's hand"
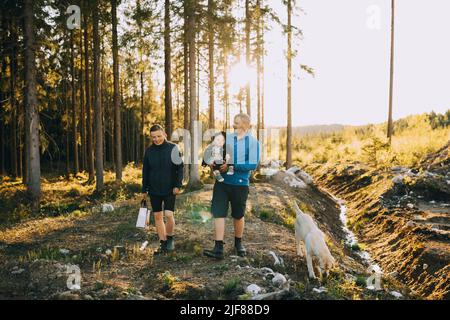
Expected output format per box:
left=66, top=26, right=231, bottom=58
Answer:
left=141, top=193, right=147, bottom=201
left=219, top=163, right=228, bottom=173
left=173, top=187, right=180, bottom=195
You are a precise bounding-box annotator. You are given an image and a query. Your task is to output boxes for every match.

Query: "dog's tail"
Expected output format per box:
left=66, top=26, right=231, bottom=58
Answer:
left=292, top=201, right=302, bottom=215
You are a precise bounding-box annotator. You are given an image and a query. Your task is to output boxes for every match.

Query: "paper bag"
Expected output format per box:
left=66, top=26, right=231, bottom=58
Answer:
left=136, top=200, right=148, bottom=228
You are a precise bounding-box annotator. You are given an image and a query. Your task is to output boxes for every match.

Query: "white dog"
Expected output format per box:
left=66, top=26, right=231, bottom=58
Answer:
left=293, top=201, right=317, bottom=257
left=293, top=201, right=336, bottom=279
left=304, top=229, right=336, bottom=279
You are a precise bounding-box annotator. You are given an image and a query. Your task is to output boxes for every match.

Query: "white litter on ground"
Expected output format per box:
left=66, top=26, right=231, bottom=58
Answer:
left=272, top=273, right=287, bottom=288
left=11, top=268, right=25, bottom=275
left=102, top=203, right=115, bottom=212
left=245, top=284, right=262, bottom=296
left=312, top=287, right=328, bottom=294
left=268, top=251, right=284, bottom=266
left=69, top=284, right=81, bottom=291
left=390, top=291, right=403, bottom=299
left=260, top=267, right=274, bottom=275
left=140, top=241, right=149, bottom=251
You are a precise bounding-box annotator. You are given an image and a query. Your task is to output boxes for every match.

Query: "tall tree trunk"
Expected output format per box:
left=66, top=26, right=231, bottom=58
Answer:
left=92, top=5, right=104, bottom=190
left=261, top=13, right=265, bottom=130
left=135, top=115, right=140, bottom=163
left=64, top=78, right=70, bottom=179
left=79, top=26, right=86, bottom=172
left=101, top=41, right=106, bottom=168
left=109, top=98, right=114, bottom=166
left=9, top=18, right=18, bottom=177
left=120, top=80, right=127, bottom=164
left=187, top=0, right=201, bottom=189
left=196, top=44, right=200, bottom=121
left=207, top=0, right=215, bottom=129
left=0, top=43, right=5, bottom=175
left=183, top=2, right=189, bottom=131
left=23, top=0, right=41, bottom=210
left=285, top=0, right=292, bottom=169
left=0, top=114, right=3, bottom=176
left=19, top=103, right=24, bottom=179
left=245, top=0, right=251, bottom=117
left=223, top=52, right=229, bottom=130
left=112, top=0, right=122, bottom=181
left=182, top=1, right=190, bottom=185
left=84, top=6, right=95, bottom=182
left=130, top=109, right=135, bottom=162
left=140, top=71, right=145, bottom=158
left=164, top=0, right=173, bottom=139
left=256, top=0, right=261, bottom=140
left=387, top=0, right=395, bottom=143
left=71, top=31, right=79, bottom=174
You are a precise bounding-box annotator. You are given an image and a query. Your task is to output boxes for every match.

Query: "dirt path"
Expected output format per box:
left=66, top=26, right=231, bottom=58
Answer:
left=0, top=180, right=410, bottom=300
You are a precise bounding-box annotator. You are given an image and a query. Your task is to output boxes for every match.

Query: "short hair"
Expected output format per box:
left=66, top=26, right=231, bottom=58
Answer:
left=211, top=131, right=226, bottom=142
left=150, top=124, right=165, bottom=133
left=234, top=113, right=251, bottom=129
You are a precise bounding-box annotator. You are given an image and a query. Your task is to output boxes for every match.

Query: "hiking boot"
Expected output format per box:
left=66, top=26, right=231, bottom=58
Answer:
left=166, top=236, right=175, bottom=252
left=203, top=240, right=224, bottom=260
left=234, top=237, right=247, bottom=257
left=154, top=240, right=168, bottom=255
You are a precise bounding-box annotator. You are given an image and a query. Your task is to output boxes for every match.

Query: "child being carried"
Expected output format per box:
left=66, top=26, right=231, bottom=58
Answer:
left=202, top=131, right=234, bottom=182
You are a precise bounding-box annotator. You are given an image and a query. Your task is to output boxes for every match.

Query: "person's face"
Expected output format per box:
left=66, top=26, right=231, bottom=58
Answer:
left=150, top=130, right=166, bottom=145
left=233, top=117, right=248, bottom=133
left=213, top=134, right=225, bottom=147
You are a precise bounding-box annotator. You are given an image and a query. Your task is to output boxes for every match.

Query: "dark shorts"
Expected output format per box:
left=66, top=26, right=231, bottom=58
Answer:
left=211, top=182, right=249, bottom=219
left=149, top=194, right=176, bottom=212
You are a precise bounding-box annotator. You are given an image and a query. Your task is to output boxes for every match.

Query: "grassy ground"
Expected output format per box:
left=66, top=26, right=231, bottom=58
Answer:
left=282, top=112, right=450, bottom=170
left=0, top=167, right=411, bottom=300
left=1, top=112, right=447, bottom=300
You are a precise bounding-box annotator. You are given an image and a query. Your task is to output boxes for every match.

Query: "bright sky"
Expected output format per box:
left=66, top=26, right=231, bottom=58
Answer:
left=135, top=0, right=450, bottom=128
left=258, top=0, right=450, bottom=127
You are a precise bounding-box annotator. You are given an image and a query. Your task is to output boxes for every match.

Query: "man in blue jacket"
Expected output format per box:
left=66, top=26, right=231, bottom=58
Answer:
left=204, top=113, right=260, bottom=259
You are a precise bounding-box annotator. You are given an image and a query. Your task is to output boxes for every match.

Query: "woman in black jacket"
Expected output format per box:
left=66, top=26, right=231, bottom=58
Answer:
left=141, top=124, right=184, bottom=254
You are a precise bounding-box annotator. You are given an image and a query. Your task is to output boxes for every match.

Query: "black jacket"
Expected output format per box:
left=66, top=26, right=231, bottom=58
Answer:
left=142, top=140, right=184, bottom=196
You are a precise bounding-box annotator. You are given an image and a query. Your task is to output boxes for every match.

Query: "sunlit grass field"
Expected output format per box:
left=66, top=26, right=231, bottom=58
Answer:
left=280, top=111, right=450, bottom=170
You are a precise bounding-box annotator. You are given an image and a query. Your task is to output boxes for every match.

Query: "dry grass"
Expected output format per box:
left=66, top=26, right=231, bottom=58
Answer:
left=277, top=112, right=450, bottom=170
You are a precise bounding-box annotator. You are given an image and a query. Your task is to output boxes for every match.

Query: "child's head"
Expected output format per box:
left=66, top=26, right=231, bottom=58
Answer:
left=212, top=131, right=226, bottom=147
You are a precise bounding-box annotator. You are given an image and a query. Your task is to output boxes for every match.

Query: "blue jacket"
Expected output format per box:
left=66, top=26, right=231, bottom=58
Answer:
left=221, top=132, right=260, bottom=186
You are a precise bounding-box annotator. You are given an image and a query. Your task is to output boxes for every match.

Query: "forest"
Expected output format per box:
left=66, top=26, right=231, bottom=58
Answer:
left=0, top=0, right=449, bottom=302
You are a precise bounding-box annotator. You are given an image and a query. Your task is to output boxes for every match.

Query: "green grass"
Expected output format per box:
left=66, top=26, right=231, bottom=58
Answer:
left=158, top=271, right=179, bottom=290
left=212, top=263, right=229, bottom=272
left=355, top=275, right=367, bottom=287
left=258, top=210, right=273, bottom=221
left=223, top=277, right=241, bottom=296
